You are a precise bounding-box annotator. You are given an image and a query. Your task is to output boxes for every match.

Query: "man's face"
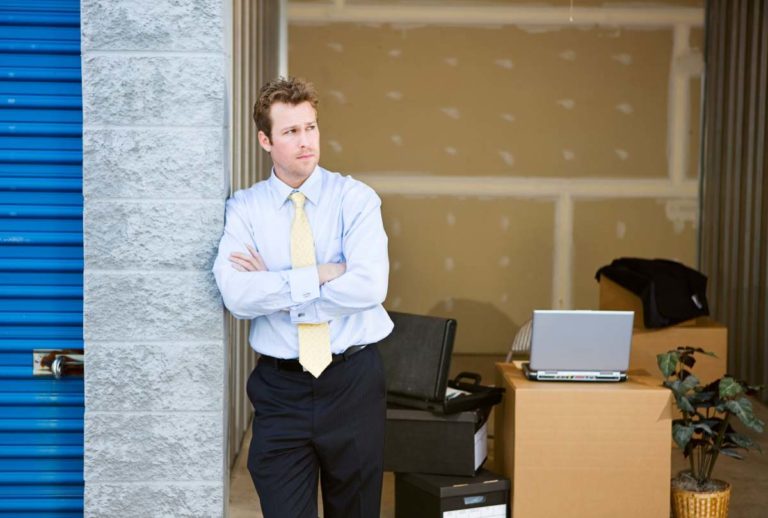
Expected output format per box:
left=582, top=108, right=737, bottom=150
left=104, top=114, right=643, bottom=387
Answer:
left=258, top=101, right=320, bottom=185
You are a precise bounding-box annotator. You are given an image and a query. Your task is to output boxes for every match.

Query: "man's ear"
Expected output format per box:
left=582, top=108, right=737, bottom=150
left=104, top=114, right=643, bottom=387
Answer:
left=257, top=130, right=272, bottom=152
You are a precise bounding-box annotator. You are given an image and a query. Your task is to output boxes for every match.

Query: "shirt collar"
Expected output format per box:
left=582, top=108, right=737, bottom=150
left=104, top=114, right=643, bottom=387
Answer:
left=268, top=165, right=323, bottom=209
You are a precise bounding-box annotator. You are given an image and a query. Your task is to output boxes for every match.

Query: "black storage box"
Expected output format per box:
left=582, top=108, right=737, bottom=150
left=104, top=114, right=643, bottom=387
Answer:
left=379, top=311, right=503, bottom=414
left=384, top=406, right=488, bottom=476
left=395, top=469, right=510, bottom=518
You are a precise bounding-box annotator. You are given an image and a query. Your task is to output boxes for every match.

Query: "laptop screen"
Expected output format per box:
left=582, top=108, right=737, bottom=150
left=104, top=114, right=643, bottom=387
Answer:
left=529, top=310, right=634, bottom=372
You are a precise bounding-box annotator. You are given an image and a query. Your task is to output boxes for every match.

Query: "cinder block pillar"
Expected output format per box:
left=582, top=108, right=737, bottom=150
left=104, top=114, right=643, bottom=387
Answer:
left=81, top=1, right=229, bottom=516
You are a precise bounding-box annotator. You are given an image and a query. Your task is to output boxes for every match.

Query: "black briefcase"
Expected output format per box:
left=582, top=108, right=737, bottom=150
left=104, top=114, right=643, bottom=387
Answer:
left=378, top=311, right=503, bottom=414
left=595, top=257, right=710, bottom=328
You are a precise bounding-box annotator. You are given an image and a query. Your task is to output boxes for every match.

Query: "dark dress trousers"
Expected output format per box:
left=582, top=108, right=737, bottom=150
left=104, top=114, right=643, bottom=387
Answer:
left=247, top=344, right=386, bottom=518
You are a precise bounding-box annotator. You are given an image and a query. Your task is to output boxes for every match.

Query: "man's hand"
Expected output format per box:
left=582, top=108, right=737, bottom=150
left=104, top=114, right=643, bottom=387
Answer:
left=318, top=263, right=346, bottom=285
left=229, top=245, right=267, bottom=272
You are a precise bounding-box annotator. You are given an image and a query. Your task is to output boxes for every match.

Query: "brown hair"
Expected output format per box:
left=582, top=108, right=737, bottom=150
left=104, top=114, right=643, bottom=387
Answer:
left=253, top=77, right=319, bottom=141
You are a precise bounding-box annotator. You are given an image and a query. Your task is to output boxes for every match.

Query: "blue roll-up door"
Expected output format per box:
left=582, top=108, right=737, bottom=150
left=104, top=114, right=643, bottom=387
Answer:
left=0, top=0, right=84, bottom=516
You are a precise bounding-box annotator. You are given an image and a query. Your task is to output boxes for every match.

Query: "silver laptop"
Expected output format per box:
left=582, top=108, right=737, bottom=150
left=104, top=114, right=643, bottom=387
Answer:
left=523, top=310, right=634, bottom=382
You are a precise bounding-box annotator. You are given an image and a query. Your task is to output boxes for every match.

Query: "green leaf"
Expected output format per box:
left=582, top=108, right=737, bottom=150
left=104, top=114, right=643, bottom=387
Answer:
left=676, top=395, right=695, bottom=414
left=696, top=348, right=718, bottom=357
left=740, top=415, right=764, bottom=435
left=738, top=396, right=754, bottom=412
left=718, top=448, right=745, bottom=460
left=703, top=418, right=724, bottom=429
left=658, top=352, right=679, bottom=378
left=666, top=381, right=691, bottom=407
left=667, top=380, right=685, bottom=400
left=673, top=423, right=695, bottom=449
left=680, top=374, right=700, bottom=394
left=724, top=398, right=756, bottom=429
left=689, top=392, right=717, bottom=408
left=693, top=422, right=716, bottom=437
left=719, top=377, right=744, bottom=399
left=727, top=432, right=760, bottom=451
left=729, top=397, right=765, bottom=433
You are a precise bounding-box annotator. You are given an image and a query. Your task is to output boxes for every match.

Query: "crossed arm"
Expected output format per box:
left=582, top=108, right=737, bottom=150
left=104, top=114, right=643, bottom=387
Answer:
left=229, top=244, right=346, bottom=285
left=212, top=186, right=389, bottom=323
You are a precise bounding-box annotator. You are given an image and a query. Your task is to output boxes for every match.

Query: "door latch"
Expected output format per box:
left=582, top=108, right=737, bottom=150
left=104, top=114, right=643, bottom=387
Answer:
left=33, top=349, right=84, bottom=378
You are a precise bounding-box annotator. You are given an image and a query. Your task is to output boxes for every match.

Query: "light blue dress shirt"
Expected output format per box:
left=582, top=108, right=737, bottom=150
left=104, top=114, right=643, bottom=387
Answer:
left=212, top=166, right=394, bottom=359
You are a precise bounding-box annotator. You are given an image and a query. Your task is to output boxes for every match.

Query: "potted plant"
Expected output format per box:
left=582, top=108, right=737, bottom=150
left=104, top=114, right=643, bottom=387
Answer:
left=657, top=347, right=765, bottom=518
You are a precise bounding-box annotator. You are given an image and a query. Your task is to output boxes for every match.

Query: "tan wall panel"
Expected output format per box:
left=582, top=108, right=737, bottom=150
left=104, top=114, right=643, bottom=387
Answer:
left=688, top=76, right=702, bottom=178
left=287, top=1, right=701, bottom=355
left=382, top=195, right=554, bottom=353
left=345, top=0, right=703, bottom=6
left=690, top=26, right=704, bottom=52
left=688, top=27, right=704, bottom=180
left=290, top=23, right=673, bottom=178
left=571, top=199, right=697, bottom=309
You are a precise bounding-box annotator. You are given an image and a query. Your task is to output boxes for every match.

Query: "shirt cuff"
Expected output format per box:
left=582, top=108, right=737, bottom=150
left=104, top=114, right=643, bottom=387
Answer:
left=288, top=266, right=320, bottom=304
left=290, top=301, right=320, bottom=324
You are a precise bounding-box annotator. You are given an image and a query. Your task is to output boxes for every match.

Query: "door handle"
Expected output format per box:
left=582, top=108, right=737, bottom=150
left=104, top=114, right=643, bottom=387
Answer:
left=33, top=349, right=84, bottom=378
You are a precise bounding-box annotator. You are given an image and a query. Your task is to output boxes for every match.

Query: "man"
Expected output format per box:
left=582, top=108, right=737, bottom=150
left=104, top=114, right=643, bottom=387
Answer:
left=213, top=77, right=393, bottom=518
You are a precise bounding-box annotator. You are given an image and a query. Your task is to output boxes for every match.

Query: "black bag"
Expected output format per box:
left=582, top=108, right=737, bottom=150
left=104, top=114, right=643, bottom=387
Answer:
left=595, top=258, right=709, bottom=328
left=378, top=311, right=503, bottom=414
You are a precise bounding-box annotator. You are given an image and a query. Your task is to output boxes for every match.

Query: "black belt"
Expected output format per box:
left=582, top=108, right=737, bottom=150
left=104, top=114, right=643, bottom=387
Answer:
left=258, top=344, right=369, bottom=372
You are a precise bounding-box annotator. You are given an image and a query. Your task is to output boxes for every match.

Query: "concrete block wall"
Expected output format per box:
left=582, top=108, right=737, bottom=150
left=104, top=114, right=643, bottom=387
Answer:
left=81, top=1, right=229, bottom=516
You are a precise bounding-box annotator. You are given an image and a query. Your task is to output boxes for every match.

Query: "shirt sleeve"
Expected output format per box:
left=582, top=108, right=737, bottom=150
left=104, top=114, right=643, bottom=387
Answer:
left=290, top=184, right=389, bottom=324
left=213, top=193, right=320, bottom=319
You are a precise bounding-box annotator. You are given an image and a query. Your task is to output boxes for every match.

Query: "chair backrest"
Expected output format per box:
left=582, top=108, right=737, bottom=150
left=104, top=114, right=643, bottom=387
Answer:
left=505, top=318, right=532, bottom=362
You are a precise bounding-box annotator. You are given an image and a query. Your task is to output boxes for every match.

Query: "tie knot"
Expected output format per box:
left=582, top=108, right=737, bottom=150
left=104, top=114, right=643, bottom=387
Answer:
left=289, top=191, right=306, bottom=209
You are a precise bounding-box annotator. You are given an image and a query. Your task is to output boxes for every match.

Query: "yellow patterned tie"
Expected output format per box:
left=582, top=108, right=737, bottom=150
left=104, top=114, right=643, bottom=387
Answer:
left=290, top=192, right=332, bottom=377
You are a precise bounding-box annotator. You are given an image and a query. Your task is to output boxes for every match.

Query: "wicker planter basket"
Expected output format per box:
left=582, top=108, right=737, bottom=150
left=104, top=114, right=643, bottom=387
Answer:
left=671, top=481, right=731, bottom=518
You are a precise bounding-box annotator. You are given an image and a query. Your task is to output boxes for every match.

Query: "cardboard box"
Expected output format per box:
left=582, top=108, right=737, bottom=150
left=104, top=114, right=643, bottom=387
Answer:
left=598, top=276, right=696, bottom=328
left=384, top=406, right=487, bottom=476
left=494, top=363, right=672, bottom=518
left=598, top=275, right=728, bottom=384
left=631, top=319, right=728, bottom=384
left=395, top=469, right=510, bottom=518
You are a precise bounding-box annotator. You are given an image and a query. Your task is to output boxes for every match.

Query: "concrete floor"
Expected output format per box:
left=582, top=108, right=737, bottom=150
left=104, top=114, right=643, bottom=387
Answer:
left=229, top=354, right=768, bottom=517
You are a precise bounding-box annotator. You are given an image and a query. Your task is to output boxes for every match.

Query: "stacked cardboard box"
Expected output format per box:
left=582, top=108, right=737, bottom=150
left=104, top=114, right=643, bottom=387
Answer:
left=599, top=276, right=728, bottom=383
left=494, top=363, right=672, bottom=518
